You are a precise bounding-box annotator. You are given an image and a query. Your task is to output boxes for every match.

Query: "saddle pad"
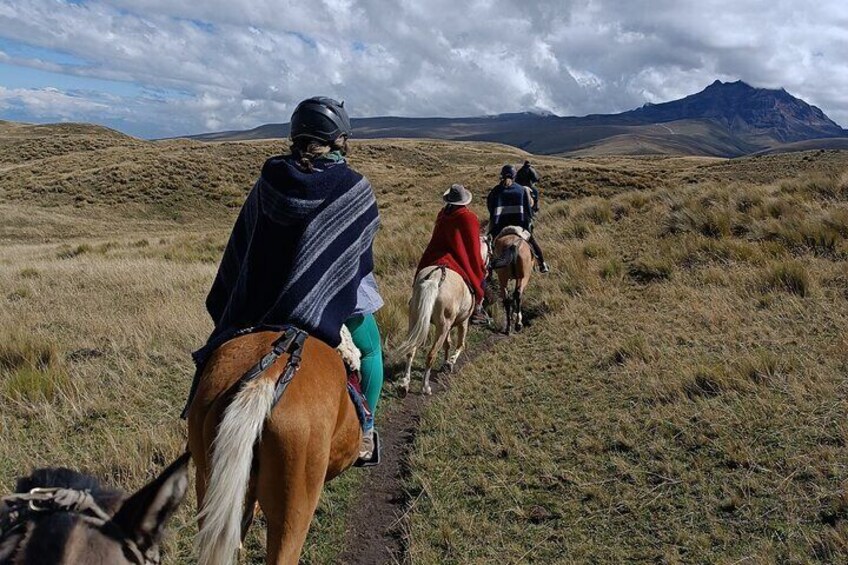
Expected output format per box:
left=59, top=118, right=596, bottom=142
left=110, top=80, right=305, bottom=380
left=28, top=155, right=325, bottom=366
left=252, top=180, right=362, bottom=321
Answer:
left=337, top=325, right=361, bottom=371
left=499, top=226, right=531, bottom=240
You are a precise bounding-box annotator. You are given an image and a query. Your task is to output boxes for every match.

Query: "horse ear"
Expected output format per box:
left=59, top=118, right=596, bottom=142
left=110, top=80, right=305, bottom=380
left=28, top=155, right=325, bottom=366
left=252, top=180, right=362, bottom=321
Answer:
left=112, top=453, right=190, bottom=550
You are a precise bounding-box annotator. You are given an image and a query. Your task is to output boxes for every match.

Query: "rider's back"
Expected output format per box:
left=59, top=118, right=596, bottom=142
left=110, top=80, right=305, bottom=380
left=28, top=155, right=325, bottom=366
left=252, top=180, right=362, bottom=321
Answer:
left=515, top=165, right=539, bottom=187
left=487, top=182, right=532, bottom=235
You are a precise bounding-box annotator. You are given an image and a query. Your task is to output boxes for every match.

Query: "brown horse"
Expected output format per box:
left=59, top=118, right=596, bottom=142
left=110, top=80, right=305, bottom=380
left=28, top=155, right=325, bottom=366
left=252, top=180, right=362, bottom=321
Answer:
left=186, top=330, right=361, bottom=565
left=492, top=229, right=535, bottom=334
left=0, top=455, right=189, bottom=564
left=397, top=237, right=489, bottom=395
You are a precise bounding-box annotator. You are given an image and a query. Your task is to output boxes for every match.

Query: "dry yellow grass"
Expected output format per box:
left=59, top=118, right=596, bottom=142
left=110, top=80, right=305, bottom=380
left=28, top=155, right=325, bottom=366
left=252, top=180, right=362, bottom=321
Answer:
left=1, top=123, right=847, bottom=563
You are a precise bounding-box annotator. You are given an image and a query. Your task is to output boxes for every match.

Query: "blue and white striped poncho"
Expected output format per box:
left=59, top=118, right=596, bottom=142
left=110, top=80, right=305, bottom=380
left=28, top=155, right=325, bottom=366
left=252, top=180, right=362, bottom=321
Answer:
left=193, top=154, right=380, bottom=367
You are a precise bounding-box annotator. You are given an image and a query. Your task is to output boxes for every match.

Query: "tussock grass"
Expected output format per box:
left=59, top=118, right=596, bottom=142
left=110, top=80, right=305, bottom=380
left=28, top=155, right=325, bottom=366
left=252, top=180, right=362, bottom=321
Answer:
left=2, top=129, right=848, bottom=563
left=57, top=243, right=93, bottom=259
left=407, top=160, right=848, bottom=563
left=0, top=329, right=67, bottom=402
left=577, top=198, right=613, bottom=224
left=581, top=241, right=608, bottom=258
left=761, top=260, right=811, bottom=297
left=628, top=257, right=673, bottom=283
left=599, top=257, right=624, bottom=280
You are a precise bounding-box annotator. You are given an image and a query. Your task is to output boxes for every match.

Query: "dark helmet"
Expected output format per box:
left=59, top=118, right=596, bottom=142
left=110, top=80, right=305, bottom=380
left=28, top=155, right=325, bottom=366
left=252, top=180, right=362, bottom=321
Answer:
left=523, top=160, right=531, bottom=166
left=500, top=164, right=516, bottom=179
left=290, top=96, right=352, bottom=143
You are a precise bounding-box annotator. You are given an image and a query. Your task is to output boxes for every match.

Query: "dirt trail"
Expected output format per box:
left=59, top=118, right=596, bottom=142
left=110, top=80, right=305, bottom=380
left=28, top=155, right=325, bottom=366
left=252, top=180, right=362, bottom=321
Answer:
left=339, top=330, right=506, bottom=564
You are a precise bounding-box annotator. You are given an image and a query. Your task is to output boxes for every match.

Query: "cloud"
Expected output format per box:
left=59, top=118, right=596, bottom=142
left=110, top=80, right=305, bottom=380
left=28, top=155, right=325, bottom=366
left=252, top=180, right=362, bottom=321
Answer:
left=0, top=0, right=846, bottom=137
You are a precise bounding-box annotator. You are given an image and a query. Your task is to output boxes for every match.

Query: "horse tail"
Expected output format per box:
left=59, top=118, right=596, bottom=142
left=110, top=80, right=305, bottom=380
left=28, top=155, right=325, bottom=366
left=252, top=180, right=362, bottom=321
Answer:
left=397, top=268, right=443, bottom=355
left=196, top=377, right=275, bottom=565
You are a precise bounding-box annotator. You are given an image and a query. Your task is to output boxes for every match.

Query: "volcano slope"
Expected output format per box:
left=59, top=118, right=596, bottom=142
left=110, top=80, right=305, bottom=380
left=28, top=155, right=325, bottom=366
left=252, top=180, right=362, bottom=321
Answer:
left=1, top=123, right=847, bottom=562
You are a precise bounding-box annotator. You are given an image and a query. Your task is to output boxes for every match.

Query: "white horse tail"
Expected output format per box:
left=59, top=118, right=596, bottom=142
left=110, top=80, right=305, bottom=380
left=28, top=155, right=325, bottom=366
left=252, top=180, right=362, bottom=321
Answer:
left=196, top=377, right=275, bottom=565
left=397, top=268, right=443, bottom=355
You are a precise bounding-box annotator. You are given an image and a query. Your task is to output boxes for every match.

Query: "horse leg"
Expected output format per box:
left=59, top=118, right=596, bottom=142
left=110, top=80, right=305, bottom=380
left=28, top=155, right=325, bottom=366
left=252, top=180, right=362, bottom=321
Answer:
left=424, top=321, right=450, bottom=395
left=440, top=327, right=452, bottom=372
left=187, top=403, right=219, bottom=526
left=502, top=292, right=513, bottom=336
left=258, top=427, right=329, bottom=565
left=241, top=473, right=259, bottom=548
left=445, top=319, right=468, bottom=372
left=498, top=273, right=511, bottom=335
left=513, top=287, right=523, bottom=332
left=399, top=347, right=415, bottom=397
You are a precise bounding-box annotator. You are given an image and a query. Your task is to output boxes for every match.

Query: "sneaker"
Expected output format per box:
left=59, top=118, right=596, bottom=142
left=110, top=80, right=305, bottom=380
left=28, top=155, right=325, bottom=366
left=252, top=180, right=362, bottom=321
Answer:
left=539, top=262, right=551, bottom=274
left=358, top=428, right=374, bottom=460
left=470, top=306, right=490, bottom=325
left=354, top=429, right=381, bottom=467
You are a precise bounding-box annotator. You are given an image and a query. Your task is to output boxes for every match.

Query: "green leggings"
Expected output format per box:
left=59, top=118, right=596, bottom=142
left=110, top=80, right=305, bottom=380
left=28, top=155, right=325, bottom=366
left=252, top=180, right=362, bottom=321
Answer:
left=344, top=314, right=384, bottom=414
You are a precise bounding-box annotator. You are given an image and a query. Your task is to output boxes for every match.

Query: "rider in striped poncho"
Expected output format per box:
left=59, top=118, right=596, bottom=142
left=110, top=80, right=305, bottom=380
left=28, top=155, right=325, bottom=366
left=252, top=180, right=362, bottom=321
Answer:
left=192, top=97, right=384, bottom=461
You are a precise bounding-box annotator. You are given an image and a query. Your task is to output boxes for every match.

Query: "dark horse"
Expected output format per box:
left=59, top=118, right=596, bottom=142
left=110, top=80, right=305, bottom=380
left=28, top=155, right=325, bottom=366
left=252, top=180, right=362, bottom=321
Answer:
left=0, top=454, right=189, bottom=564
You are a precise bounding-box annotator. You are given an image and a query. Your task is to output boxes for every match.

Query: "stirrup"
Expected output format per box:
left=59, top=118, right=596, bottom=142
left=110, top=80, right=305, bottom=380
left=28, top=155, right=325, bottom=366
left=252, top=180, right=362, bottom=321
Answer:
left=353, top=429, right=381, bottom=468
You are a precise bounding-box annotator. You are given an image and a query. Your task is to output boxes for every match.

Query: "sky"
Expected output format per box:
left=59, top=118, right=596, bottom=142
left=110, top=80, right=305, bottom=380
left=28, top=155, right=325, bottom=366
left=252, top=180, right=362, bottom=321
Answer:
left=0, top=0, right=846, bottom=139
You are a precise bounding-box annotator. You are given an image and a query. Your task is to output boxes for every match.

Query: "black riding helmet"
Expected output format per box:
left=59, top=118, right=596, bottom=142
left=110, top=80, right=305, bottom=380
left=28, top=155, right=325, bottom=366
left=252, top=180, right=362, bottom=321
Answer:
left=500, top=164, right=516, bottom=179
left=290, top=96, right=352, bottom=143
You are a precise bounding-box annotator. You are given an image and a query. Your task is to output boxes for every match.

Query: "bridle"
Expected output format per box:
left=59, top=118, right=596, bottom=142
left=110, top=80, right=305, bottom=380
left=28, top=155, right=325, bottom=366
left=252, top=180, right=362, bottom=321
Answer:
left=0, top=488, right=153, bottom=565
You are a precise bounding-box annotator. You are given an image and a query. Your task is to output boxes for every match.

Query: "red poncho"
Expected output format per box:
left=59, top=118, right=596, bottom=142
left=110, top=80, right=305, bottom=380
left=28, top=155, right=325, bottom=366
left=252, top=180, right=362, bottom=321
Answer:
left=416, top=206, right=486, bottom=304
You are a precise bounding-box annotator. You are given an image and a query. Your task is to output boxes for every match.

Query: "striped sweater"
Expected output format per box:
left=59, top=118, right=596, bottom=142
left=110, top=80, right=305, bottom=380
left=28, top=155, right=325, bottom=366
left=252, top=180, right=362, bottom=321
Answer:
left=193, top=154, right=379, bottom=367
left=486, top=181, right=534, bottom=236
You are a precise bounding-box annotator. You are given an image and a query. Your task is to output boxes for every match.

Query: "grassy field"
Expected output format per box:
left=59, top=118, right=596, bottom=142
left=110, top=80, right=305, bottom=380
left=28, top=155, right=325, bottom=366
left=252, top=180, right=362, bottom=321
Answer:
left=1, top=121, right=847, bottom=562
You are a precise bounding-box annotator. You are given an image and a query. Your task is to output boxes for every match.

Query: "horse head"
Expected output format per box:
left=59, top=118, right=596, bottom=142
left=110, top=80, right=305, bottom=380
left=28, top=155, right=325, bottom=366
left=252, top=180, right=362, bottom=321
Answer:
left=0, top=454, right=189, bottom=565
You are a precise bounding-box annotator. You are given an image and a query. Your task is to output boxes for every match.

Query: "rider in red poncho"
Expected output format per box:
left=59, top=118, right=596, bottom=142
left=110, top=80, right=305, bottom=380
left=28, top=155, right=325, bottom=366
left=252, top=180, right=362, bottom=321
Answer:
left=416, top=184, right=487, bottom=321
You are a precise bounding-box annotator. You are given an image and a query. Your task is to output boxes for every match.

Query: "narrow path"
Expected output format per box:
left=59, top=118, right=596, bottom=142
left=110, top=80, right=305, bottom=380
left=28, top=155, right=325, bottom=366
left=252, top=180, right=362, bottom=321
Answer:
left=338, top=330, right=506, bottom=564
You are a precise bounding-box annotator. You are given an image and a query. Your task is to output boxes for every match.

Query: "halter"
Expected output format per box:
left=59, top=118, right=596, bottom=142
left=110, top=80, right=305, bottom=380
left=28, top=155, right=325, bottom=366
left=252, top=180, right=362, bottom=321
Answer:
left=1, top=488, right=152, bottom=564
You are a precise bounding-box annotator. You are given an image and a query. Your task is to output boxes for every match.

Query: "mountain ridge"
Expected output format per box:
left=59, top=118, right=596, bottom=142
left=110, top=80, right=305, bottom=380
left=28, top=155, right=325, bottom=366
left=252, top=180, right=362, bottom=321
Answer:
left=186, top=81, right=846, bottom=157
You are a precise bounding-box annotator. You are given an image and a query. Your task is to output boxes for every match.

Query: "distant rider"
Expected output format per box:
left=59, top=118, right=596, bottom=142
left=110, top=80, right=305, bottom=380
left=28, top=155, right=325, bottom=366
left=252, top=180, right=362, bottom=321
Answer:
left=515, top=160, right=540, bottom=214
left=487, top=164, right=550, bottom=273
left=416, top=184, right=489, bottom=324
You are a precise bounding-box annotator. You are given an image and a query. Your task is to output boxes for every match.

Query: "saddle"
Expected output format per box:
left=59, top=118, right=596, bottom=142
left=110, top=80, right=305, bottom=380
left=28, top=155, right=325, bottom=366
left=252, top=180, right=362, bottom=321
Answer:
left=498, top=226, right=531, bottom=240
left=490, top=226, right=530, bottom=269
left=182, top=326, right=381, bottom=466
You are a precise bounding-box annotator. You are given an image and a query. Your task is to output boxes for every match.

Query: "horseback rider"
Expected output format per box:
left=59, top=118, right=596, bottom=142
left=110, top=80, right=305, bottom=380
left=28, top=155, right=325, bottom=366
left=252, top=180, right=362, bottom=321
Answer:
left=515, top=160, right=540, bottom=214
left=195, top=96, right=383, bottom=464
left=487, top=164, right=550, bottom=273
left=416, top=184, right=488, bottom=324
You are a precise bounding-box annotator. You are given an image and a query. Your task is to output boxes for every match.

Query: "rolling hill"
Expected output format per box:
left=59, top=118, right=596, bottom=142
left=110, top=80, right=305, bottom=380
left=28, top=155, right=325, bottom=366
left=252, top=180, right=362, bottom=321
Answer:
left=187, top=81, right=846, bottom=158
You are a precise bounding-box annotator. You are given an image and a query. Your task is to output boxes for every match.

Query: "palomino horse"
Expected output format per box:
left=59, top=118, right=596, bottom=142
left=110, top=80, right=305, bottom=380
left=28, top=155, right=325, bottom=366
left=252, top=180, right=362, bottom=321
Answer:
left=186, top=330, right=361, bottom=565
left=492, top=228, right=535, bottom=334
left=398, top=237, right=489, bottom=395
left=0, top=455, right=189, bottom=564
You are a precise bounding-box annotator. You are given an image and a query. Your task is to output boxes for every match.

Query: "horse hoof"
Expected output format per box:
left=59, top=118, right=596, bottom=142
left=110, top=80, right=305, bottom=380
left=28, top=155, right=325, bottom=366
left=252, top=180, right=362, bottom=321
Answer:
left=423, top=385, right=432, bottom=395
left=516, top=323, right=523, bottom=332
left=398, top=384, right=409, bottom=398
left=443, top=362, right=454, bottom=374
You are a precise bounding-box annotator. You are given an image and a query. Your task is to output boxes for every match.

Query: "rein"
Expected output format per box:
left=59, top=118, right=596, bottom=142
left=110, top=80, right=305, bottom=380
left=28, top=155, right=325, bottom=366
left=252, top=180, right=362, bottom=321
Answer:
left=1, top=488, right=151, bottom=564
